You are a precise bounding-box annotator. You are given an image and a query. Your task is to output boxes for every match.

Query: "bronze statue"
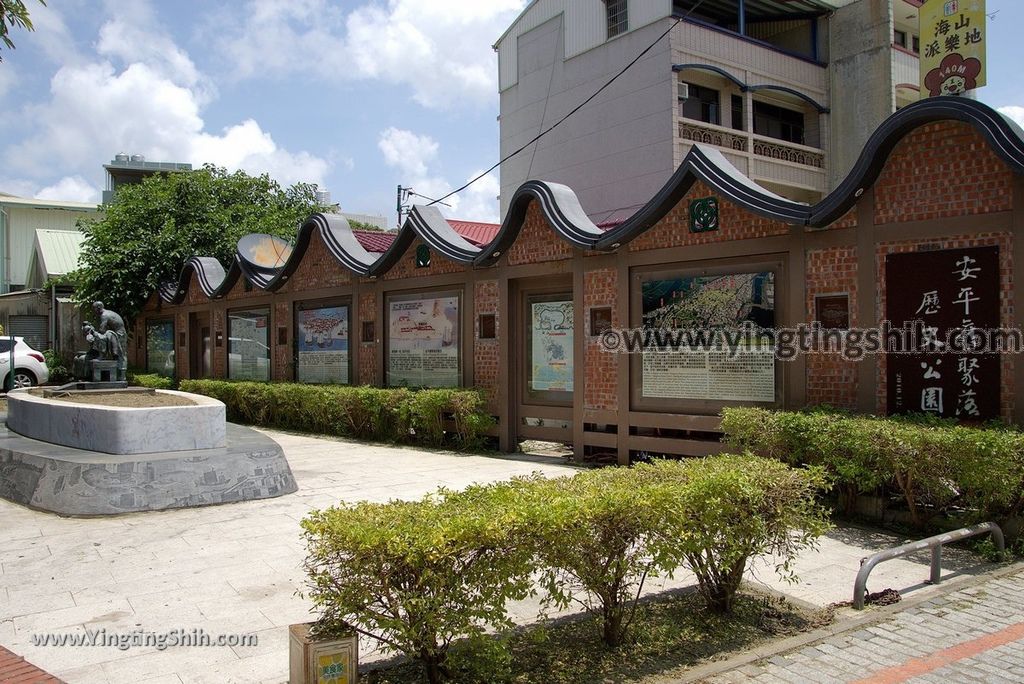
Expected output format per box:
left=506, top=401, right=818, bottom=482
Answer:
left=73, top=301, right=128, bottom=383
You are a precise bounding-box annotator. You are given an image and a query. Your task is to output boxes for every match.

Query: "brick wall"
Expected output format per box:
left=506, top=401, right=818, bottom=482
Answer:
left=583, top=268, right=618, bottom=411
left=629, top=180, right=790, bottom=251
left=358, top=290, right=377, bottom=385
left=277, top=232, right=352, bottom=293
left=273, top=301, right=292, bottom=381
left=383, top=237, right=467, bottom=280
left=507, top=201, right=574, bottom=266
left=875, top=122, right=1014, bottom=225
left=474, top=280, right=499, bottom=406
left=805, top=246, right=859, bottom=409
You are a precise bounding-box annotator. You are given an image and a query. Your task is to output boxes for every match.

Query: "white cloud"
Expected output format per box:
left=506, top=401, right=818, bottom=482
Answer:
left=998, top=106, right=1024, bottom=130
left=2, top=3, right=331, bottom=198
left=217, top=0, right=524, bottom=110
left=378, top=127, right=439, bottom=177
left=36, top=176, right=100, bottom=203
left=378, top=128, right=498, bottom=222
left=0, top=67, right=15, bottom=99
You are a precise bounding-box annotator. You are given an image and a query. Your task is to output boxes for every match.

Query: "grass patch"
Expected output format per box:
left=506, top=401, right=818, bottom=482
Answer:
left=361, top=588, right=830, bottom=683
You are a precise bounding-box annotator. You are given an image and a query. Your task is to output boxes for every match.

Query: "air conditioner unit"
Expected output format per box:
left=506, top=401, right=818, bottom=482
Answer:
left=677, top=82, right=689, bottom=100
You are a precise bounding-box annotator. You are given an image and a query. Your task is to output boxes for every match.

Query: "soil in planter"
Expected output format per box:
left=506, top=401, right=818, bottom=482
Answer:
left=27, top=389, right=195, bottom=408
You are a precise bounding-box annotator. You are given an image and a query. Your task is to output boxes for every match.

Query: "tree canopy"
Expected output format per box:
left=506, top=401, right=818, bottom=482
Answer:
left=73, top=165, right=326, bottom=323
left=1, top=0, right=43, bottom=61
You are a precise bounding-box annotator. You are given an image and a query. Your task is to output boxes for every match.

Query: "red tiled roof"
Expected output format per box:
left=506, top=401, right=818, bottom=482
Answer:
left=353, top=230, right=396, bottom=253
left=448, top=219, right=500, bottom=247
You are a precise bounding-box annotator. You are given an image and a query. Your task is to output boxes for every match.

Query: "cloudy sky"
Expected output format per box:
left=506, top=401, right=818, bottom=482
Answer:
left=0, top=0, right=1021, bottom=226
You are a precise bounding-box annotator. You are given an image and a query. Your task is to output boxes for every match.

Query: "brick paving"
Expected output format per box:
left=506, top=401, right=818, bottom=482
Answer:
left=704, top=567, right=1024, bottom=684
left=0, top=644, right=63, bottom=683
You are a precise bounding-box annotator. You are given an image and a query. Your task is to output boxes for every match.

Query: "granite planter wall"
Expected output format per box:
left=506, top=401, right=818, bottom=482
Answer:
left=6, top=389, right=226, bottom=455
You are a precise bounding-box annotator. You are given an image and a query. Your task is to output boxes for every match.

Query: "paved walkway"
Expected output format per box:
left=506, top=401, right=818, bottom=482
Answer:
left=0, top=428, right=997, bottom=683
left=701, top=565, right=1024, bottom=684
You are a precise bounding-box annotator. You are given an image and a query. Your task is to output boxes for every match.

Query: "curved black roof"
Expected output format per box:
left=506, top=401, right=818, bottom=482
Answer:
left=159, top=97, right=1024, bottom=304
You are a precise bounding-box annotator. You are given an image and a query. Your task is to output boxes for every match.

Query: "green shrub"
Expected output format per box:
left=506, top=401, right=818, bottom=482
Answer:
left=127, top=371, right=175, bottom=390
left=649, top=455, right=830, bottom=613
left=43, top=349, right=72, bottom=385
left=178, top=380, right=493, bottom=449
left=527, top=467, right=682, bottom=648
left=301, top=479, right=541, bottom=684
left=721, top=407, right=1024, bottom=530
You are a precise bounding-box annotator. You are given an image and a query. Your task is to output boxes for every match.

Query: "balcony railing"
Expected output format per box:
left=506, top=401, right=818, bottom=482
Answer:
left=678, top=120, right=824, bottom=169
left=750, top=134, right=824, bottom=169
left=679, top=121, right=748, bottom=152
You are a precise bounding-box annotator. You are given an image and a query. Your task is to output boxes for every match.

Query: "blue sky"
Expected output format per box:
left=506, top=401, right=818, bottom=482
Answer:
left=0, top=0, right=1021, bottom=225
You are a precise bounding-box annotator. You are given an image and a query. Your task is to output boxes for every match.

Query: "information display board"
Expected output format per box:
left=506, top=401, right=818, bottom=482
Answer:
left=530, top=300, right=574, bottom=392
left=228, top=309, right=270, bottom=381
left=296, top=305, right=349, bottom=384
left=640, top=272, right=775, bottom=402
left=146, top=320, right=175, bottom=378
left=387, top=294, right=459, bottom=388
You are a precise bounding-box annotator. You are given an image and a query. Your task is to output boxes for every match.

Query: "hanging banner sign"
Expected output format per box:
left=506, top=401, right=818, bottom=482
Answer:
left=919, top=0, right=986, bottom=97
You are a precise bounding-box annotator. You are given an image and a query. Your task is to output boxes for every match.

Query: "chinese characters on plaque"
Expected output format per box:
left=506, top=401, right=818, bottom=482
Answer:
left=886, top=246, right=999, bottom=421
left=919, top=0, right=986, bottom=97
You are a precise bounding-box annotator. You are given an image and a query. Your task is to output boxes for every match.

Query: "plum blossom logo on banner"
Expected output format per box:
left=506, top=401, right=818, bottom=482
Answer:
left=924, top=53, right=982, bottom=97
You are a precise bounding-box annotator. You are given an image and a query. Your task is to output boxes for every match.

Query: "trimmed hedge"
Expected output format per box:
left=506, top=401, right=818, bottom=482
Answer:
left=302, top=455, right=829, bottom=681
left=128, top=372, right=175, bottom=390
left=721, top=407, right=1024, bottom=528
left=178, top=380, right=494, bottom=449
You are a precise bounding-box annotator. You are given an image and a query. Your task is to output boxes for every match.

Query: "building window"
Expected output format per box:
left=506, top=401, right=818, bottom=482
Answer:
left=680, top=82, right=720, bottom=126
left=753, top=101, right=805, bottom=145
left=606, top=0, right=627, bottom=38
left=894, top=29, right=920, bottom=54
left=731, top=94, right=744, bottom=131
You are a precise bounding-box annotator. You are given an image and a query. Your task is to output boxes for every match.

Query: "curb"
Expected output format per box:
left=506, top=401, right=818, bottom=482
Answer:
left=674, top=559, right=1024, bottom=683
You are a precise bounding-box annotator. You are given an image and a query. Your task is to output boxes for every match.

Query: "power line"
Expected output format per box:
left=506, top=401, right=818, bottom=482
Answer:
left=427, top=0, right=707, bottom=209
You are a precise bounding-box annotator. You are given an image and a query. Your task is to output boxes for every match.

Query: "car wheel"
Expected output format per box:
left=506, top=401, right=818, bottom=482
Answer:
left=12, top=370, right=36, bottom=389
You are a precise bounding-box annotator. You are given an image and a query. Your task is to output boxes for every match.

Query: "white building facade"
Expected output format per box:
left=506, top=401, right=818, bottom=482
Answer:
left=496, top=0, right=924, bottom=221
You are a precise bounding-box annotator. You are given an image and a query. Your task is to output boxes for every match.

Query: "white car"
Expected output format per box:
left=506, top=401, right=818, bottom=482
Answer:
left=0, top=337, right=50, bottom=389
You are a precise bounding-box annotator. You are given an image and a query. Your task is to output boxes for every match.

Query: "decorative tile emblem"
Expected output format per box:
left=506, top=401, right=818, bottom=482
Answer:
left=689, top=197, right=719, bottom=233
left=415, top=244, right=431, bottom=268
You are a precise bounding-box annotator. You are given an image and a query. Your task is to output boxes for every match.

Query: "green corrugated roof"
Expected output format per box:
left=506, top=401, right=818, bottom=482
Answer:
left=32, top=228, right=85, bottom=277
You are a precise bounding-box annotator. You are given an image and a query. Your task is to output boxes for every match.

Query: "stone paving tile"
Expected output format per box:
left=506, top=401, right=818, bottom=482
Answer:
left=0, top=428, right=997, bottom=683
left=705, top=567, right=1024, bottom=684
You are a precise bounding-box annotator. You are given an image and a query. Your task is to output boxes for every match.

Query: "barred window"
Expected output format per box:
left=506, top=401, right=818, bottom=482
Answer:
left=606, top=0, right=627, bottom=38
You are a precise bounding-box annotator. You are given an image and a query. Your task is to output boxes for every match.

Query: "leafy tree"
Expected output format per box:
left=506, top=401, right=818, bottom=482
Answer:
left=1, top=0, right=43, bottom=61
left=73, top=165, right=325, bottom=322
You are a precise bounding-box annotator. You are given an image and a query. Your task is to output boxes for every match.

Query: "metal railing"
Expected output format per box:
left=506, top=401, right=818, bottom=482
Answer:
left=853, top=522, right=1004, bottom=609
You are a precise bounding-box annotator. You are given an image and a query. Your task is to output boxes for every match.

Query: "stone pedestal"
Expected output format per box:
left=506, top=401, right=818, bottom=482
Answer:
left=289, top=623, right=357, bottom=684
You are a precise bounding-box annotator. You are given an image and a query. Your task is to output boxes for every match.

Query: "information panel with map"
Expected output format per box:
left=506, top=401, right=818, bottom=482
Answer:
left=530, top=300, right=574, bottom=392
left=296, top=305, right=349, bottom=384
left=387, top=294, right=459, bottom=387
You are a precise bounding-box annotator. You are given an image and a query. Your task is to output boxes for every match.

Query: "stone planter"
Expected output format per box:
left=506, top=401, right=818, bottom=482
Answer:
left=289, top=623, right=358, bottom=684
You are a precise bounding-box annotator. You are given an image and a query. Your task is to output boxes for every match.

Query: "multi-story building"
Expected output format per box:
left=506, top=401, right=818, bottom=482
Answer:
left=496, top=0, right=924, bottom=221
left=102, top=153, right=193, bottom=205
